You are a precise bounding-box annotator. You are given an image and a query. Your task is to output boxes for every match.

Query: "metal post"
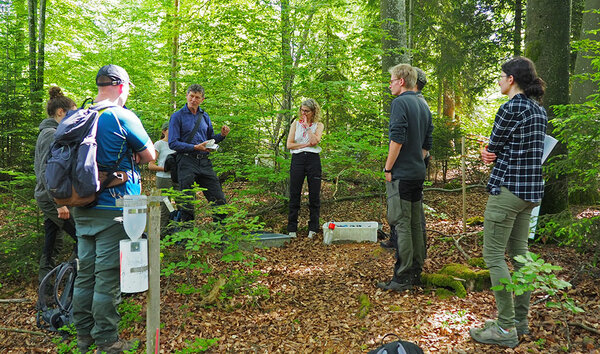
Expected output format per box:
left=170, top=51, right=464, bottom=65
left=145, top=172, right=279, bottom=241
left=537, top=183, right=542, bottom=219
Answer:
left=146, top=194, right=162, bottom=354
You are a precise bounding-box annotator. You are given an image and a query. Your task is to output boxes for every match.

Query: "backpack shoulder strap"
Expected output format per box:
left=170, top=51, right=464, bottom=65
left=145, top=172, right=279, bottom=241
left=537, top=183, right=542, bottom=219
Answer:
left=184, top=110, right=204, bottom=143
left=37, top=263, right=63, bottom=311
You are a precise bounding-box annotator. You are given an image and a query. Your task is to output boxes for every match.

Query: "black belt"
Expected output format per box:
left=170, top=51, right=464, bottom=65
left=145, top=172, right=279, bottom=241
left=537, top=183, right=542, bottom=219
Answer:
left=183, top=153, right=209, bottom=160
left=293, top=151, right=319, bottom=155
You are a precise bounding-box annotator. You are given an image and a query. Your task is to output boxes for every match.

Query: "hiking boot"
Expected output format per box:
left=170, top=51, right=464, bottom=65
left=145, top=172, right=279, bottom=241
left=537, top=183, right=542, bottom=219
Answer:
left=308, top=231, right=316, bottom=239
left=485, top=319, right=530, bottom=336
left=379, top=239, right=396, bottom=249
left=288, top=232, right=297, bottom=238
left=411, top=271, right=423, bottom=286
left=376, top=279, right=412, bottom=292
left=95, top=338, right=138, bottom=354
left=77, top=335, right=94, bottom=354
left=470, top=320, right=518, bottom=348
left=515, top=319, right=530, bottom=336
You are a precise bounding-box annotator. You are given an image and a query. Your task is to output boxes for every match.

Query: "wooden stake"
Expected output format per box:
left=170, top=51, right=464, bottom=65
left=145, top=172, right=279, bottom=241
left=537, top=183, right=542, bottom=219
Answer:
left=461, top=136, right=466, bottom=234
left=146, top=193, right=162, bottom=354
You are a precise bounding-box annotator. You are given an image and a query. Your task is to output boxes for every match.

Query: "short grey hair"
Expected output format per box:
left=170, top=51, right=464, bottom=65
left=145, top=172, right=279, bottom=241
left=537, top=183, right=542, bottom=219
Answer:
left=187, top=84, right=205, bottom=95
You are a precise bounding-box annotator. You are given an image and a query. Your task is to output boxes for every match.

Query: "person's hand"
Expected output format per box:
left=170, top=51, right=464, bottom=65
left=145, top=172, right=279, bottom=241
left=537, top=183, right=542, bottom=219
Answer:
left=221, top=125, right=230, bottom=137
left=132, top=152, right=141, bottom=164
left=299, top=117, right=309, bottom=129
left=385, top=171, right=392, bottom=182
left=194, top=141, right=209, bottom=152
left=481, top=145, right=497, bottom=164
left=57, top=206, right=70, bottom=219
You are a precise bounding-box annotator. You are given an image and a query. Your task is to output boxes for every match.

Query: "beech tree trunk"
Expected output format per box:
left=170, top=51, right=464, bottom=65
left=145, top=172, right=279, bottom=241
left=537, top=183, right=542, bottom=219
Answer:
left=27, top=0, right=37, bottom=120
left=570, top=0, right=600, bottom=204
left=380, top=0, right=409, bottom=114
left=525, top=0, right=571, bottom=214
left=169, top=0, right=180, bottom=111
left=514, top=0, right=522, bottom=56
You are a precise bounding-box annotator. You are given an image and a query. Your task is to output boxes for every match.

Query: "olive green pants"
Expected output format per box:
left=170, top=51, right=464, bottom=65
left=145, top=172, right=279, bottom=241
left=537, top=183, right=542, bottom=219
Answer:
left=386, top=179, right=424, bottom=279
left=483, top=187, right=537, bottom=329
left=72, top=208, right=128, bottom=345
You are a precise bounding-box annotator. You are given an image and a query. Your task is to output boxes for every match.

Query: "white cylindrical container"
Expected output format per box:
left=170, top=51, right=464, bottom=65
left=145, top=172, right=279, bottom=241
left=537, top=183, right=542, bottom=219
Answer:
left=120, top=238, right=148, bottom=293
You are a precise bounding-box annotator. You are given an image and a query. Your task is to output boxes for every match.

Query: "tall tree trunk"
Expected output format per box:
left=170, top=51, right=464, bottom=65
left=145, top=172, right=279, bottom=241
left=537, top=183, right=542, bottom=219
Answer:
left=407, top=0, right=412, bottom=62
left=169, top=0, right=180, bottom=111
left=35, top=0, right=45, bottom=115
left=525, top=0, right=571, bottom=214
left=274, top=2, right=315, bottom=155
left=27, top=0, right=37, bottom=120
left=571, top=0, right=599, bottom=104
left=570, top=0, right=586, bottom=73
left=380, top=0, right=409, bottom=115
left=514, top=0, right=522, bottom=56
left=570, top=0, right=600, bottom=204
left=273, top=0, right=292, bottom=156
left=442, top=79, right=455, bottom=120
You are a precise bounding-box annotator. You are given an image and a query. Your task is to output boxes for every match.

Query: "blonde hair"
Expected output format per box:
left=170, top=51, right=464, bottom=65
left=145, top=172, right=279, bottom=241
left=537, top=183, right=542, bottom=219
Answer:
left=389, top=64, right=417, bottom=89
left=299, top=98, right=322, bottom=124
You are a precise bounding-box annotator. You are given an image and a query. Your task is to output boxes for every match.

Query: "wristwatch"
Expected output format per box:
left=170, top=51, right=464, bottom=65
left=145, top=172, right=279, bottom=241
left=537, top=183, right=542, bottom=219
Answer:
left=384, top=168, right=392, bottom=173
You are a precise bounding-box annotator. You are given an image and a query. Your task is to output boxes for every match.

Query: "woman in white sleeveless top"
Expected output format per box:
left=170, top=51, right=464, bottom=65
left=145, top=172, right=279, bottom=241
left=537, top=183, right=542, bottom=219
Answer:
left=286, top=99, right=325, bottom=239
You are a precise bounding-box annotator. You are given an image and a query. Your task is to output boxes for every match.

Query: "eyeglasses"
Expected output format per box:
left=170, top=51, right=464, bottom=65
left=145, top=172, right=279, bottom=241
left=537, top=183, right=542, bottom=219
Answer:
left=300, top=108, right=312, bottom=114
left=498, top=74, right=508, bottom=80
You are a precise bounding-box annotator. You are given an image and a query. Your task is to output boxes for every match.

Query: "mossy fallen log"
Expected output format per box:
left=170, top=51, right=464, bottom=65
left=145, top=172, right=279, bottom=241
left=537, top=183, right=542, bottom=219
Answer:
left=421, top=261, right=491, bottom=298
left=421, top=273, right=467, bottom=298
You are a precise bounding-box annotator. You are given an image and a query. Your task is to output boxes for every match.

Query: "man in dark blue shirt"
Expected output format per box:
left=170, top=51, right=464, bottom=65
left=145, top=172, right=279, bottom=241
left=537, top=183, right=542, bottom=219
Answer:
left=168, top=84, right=230, bottom=223
left=377, top=64, right=433, bottom=293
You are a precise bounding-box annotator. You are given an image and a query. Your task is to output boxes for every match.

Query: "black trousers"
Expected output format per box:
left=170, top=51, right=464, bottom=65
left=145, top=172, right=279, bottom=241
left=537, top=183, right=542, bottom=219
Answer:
left=39, top=217, right=77, bottom=293
left=287, top=152, right=321, bottom=233
left=177, top=154, right=226, bottom=223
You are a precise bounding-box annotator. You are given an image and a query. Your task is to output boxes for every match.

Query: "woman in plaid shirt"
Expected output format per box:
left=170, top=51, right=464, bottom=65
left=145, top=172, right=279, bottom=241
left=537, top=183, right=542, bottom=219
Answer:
left=470, top=57, right=548, bottom=348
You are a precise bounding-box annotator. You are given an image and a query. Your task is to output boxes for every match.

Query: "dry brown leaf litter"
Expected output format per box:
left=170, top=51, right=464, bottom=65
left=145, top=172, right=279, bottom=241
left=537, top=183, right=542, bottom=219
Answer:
left=0, top=186, right=598, bottom=353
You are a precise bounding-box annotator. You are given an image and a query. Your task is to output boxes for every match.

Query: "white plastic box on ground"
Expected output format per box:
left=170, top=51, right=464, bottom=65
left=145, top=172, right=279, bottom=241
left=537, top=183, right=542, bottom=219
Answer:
left=322, top=221, right=379, bottom=245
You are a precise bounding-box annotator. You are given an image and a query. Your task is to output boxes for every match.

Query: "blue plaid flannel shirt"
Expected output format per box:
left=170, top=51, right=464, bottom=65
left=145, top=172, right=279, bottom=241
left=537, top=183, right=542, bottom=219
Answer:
left=486, top=93, right=548, bottom=203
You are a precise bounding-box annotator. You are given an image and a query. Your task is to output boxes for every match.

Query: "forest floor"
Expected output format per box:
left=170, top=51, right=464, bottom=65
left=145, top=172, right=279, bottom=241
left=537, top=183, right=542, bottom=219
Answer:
left=0, top=182, right=599, bottom=353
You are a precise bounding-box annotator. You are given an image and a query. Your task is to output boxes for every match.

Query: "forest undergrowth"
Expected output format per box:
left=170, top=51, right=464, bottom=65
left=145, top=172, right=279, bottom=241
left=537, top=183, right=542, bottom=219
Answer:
left=0, top=181, right=599, bottom=353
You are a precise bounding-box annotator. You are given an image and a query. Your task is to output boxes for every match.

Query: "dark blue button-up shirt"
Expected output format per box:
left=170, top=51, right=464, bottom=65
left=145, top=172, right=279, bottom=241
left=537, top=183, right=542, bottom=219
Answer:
left=168, top=104, right=225, bottom=156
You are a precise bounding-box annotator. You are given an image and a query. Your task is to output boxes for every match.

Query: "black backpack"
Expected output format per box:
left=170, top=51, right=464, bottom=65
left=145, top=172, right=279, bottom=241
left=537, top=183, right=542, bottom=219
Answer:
left=45, top=101, right=127, bottom=207
left=368, top=334, right=424, bottom=354
left=36, top=260, right=77, bottom=336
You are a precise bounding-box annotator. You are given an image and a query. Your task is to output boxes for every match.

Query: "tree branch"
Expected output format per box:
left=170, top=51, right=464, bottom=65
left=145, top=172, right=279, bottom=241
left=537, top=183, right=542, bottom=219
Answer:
left=0, top=298, right=30, bottom=303
left=0, top=327, right=45, bottom=336
left=568, top=322, right=600, bottom=335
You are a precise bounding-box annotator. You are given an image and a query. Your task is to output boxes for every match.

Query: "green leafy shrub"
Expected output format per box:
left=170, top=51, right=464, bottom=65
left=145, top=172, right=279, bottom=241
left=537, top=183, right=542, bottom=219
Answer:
left=0, top=170, right=44, bottom=283
left=536, top=211, right=600, bottom=264
left=493, top=252, right=584, bottom=350
left=174, top=337, right=218, bottom=353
